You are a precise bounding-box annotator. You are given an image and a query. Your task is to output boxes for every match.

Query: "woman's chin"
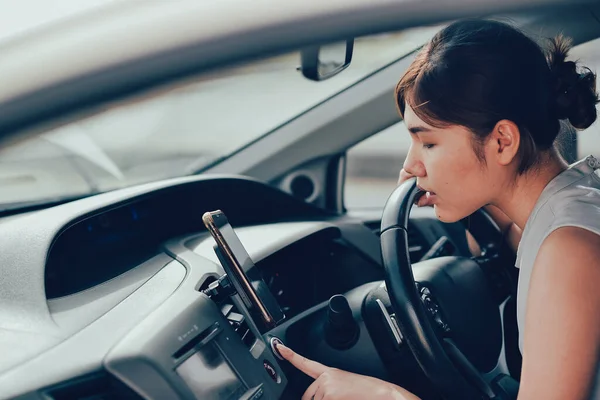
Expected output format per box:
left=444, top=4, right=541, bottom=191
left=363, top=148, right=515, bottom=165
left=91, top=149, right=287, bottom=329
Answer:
left=433, top=205, right=465, bottom=223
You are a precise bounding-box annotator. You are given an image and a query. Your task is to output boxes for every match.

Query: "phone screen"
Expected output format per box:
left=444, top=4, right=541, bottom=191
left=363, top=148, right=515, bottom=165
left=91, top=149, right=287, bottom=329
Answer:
left=203, top=211, right=285, bottom=330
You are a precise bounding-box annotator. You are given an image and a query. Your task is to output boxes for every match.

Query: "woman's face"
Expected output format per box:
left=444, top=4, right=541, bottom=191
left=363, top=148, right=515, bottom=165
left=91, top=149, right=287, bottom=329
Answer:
left=402, top=105, right=501, bottom=223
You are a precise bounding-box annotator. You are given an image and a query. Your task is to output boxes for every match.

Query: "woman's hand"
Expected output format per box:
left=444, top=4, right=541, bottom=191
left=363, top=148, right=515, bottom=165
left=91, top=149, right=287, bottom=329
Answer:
left=276, top=343, right=420, bottom=400
left=397, top=168, right=414, bottom=186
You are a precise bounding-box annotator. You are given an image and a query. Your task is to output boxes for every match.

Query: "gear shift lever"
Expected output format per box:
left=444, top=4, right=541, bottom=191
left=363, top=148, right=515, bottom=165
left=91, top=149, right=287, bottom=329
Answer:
left=324, top=294, right=359, bottom=350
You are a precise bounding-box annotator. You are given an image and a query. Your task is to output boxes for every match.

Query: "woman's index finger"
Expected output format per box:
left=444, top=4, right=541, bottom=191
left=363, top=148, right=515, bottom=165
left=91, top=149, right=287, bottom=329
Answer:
left=276, top=343, right=329, bottom=379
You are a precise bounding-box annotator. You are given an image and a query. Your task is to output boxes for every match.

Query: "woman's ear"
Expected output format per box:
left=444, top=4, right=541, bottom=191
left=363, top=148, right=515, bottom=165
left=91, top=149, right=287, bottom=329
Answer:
left=488, top=119, right=520, bottom=166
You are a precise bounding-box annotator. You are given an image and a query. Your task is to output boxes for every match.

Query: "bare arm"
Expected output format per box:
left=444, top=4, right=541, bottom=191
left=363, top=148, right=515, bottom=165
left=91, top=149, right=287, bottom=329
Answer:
left=518, top=227, right=600, bottom=399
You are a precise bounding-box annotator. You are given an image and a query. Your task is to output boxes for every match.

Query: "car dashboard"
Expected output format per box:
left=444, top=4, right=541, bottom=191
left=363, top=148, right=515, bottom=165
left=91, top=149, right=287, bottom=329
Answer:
left=0, top=174, right=472, bottom=400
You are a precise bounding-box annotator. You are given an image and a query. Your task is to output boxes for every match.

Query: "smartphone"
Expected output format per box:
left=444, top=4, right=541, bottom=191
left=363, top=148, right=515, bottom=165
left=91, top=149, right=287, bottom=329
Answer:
left=202, top=210, right=285, bottom=329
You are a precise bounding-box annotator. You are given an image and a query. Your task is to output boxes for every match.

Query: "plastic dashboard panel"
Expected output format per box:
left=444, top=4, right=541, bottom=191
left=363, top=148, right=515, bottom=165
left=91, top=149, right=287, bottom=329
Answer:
left=47, top=253, right=176, bottom=332
left=182, top=221, right=342, bottom=264
left=101, top=221, right=366, bottom=400
left=6, top=259, right=188, bottom=399
left=0, top=174, right=330, bottom=399
left=104, top=284, right=288, bottom=400
left=0, top=171, right=469, bottom=399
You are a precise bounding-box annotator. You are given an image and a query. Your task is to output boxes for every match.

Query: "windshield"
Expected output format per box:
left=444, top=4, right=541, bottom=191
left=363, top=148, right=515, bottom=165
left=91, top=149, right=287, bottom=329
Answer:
left=0, top=0, right=118, bottom=42
left=0, top=26, right=439, bottom=212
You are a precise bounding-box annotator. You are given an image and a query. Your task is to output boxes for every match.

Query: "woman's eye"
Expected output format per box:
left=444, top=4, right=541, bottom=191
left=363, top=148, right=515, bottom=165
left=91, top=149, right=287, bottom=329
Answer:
left=423, top=144, right=435, bottom=149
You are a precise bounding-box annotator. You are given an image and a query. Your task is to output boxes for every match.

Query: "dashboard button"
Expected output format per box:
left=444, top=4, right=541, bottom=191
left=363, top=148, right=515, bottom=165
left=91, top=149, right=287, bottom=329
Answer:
left=263, top=359, right=280, bottom=383
left=269, top=336, right=285, bottom=360
left=248, top=386, right=264, bottom=400
left=228, top=311, right=245, bottom=325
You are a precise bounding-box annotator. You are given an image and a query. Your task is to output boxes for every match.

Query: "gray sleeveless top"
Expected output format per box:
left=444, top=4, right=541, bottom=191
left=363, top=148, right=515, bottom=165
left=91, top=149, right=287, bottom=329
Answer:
left=516, top=155, right=600, bottom=397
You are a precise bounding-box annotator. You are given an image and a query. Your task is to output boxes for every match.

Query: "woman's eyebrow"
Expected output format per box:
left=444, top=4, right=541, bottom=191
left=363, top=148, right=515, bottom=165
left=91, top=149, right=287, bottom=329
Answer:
left=408, top=126, right=432, bottom=134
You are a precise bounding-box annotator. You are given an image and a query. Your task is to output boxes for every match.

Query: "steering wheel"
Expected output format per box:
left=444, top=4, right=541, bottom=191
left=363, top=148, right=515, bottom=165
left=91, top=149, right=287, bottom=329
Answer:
left=380, top=178, right=517, bottom=400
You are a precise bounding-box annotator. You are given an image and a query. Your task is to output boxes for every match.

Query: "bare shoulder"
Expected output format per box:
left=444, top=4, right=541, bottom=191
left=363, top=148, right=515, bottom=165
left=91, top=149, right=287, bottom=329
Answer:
left=531, top=225, right=600, bottom=316
left=533, top=226, right=600, bottom=295
left=538, top=226, right=600, bottom=264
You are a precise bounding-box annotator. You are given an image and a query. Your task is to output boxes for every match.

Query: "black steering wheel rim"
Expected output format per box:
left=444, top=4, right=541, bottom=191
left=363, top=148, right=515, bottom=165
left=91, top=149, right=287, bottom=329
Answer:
left=380, top=178, right=490, bottom=400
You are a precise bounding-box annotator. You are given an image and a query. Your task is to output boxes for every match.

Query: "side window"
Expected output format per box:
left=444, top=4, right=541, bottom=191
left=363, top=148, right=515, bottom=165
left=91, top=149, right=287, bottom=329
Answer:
left=571, top=38, right=600, bottom=158
left=344, top=123, right=410, bottom=209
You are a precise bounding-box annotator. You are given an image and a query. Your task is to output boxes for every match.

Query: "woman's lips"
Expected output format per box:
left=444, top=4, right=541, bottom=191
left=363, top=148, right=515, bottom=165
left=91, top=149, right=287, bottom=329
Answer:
left=415, top=190, right=437, bottom=207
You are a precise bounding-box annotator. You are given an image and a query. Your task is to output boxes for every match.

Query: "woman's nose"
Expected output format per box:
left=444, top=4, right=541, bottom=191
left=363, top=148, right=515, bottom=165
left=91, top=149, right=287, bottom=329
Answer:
left=403, top=147, right=426, bottom=177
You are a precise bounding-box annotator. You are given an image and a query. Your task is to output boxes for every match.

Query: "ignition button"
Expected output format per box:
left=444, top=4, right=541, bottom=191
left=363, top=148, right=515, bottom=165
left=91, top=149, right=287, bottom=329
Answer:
left=269, top=336, right=285, bottom=360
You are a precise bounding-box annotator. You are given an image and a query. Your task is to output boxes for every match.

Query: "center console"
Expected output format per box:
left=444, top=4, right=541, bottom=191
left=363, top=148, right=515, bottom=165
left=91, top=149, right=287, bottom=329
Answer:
left=104, top=212, right=298, bottom=399
left=105, top=289, right=288, bottom=400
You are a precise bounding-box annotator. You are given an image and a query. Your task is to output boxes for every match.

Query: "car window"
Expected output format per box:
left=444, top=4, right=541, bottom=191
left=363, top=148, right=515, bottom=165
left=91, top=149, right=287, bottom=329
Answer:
left=571, top=38, right=600, bottom=157
left=344, top=37, right=600, bottom=210
left=345, top=123, right=409, bottom=209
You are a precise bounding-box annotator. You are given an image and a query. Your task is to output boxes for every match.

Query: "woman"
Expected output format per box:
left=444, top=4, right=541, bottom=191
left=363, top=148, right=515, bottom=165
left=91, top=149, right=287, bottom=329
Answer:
left=276, top=19, right=600, bottom=400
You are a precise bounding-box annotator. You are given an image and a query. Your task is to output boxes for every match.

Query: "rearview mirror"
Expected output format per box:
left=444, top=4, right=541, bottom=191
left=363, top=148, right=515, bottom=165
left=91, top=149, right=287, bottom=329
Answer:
left=300, top=40, right=354, bottom=81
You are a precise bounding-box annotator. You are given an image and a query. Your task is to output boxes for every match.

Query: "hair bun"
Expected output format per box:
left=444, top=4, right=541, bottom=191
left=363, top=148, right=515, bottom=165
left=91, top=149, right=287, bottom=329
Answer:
left=547, top=35, right=599, bottom=130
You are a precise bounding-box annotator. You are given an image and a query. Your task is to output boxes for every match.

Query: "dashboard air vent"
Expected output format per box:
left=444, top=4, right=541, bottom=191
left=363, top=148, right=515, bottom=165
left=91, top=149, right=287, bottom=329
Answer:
left=198, top=274, right=257, bottom=349
left=220, top=301, right=256, bottom=348
left=282, top=171, right=319, bottom=203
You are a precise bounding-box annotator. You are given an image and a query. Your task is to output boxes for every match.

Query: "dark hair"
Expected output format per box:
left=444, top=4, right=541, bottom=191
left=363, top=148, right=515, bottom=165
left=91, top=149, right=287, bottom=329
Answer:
left=395, top=19, right=599, bottom=172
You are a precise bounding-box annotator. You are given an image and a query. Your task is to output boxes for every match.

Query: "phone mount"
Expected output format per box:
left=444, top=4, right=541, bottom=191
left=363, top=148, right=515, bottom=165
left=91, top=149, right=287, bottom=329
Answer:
left=202, top=274, right=236, bottom=302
